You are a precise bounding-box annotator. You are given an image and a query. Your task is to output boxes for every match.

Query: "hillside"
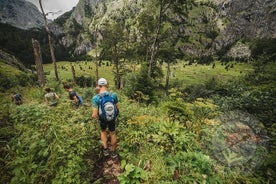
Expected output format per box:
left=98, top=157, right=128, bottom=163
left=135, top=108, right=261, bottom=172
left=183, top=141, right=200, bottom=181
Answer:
left=0, top=60, right=275, bottom=183
left=0, top=50, right=36, bottom=92
left=0, top=0, right=44, bottom=30
left=0, top=0, right=275, bottom=66
left=49, top=0, right=276, bottom=57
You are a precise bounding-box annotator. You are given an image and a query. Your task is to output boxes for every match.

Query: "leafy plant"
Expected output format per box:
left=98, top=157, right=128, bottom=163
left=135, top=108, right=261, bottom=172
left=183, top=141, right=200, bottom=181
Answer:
left=118, top=163, right=148, bottom=184
left=162, top=98, right=194, bottom=126
left=6, top=102, right=97, bottom=184
left=166, top=151, right=221, bottom=183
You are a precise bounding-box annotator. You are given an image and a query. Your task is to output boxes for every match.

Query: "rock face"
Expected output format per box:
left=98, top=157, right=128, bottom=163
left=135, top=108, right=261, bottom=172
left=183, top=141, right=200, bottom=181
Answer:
left=0, top=0, right=44, bottom=30
left=214, top=0, right=276, bottom=50
left=0, top=0, right=275, bottom=57
left=51, top=0, right=275, bottom=56
left=50, top=0, right=146, bottom=55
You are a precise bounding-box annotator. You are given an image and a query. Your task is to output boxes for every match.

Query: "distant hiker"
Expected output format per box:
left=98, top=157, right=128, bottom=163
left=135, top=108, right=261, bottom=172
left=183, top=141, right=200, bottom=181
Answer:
left=11, top=92, right=22, bottom=105
left=44, top=88, right=59, bottom=107
left=63, top=84, right=83, bottom=108
left=91, top=78, right=119, bottom=158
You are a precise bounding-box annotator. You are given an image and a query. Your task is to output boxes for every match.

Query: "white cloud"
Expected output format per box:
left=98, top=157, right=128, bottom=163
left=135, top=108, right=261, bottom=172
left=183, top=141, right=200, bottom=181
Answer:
left=26, top=0, right=79, bottom=20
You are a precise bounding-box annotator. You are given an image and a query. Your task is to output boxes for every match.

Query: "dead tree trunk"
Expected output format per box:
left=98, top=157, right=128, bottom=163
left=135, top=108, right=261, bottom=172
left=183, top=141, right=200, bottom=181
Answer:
left=32, top=38, right=45, bottom=86
left=39, top=0, right=59, bottom=81
left=71, top=64, right=76, bottom=84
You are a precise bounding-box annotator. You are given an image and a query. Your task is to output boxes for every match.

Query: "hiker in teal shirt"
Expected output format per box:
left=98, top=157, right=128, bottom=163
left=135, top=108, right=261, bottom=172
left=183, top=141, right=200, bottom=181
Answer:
left=91, top=78, right=119, bottom=158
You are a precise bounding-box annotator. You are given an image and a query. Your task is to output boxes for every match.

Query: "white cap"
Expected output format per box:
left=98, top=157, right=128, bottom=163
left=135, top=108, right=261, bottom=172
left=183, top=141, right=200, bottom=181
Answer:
left=98, top=78, right=107, bottom=86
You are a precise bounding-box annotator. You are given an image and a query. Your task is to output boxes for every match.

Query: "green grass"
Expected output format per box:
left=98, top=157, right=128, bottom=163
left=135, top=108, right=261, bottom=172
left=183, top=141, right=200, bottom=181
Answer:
left=0, top=61, right=25, bottom=76
left=43, top=60, right=253, bottom=88
left=43, top=61, right=115, bottom=86
left=172, top=61, right=253, bottom=86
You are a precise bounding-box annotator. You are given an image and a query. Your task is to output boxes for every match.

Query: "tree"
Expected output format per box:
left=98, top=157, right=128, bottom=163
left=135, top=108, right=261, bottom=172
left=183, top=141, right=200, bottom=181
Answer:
left=177, top=1, right=219, bottom=63
left=99, top=20, right=127, bottom=89
left=32, top=39, right=45, bottom=86
left=146, top=0, right=196, bottom=77
left=39, top=0, right=59, bottom=81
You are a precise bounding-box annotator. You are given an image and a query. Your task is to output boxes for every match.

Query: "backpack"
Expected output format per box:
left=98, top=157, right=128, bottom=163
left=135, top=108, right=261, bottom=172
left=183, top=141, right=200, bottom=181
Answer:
left=77, top=95, right=83, bottom=105
left=14, top=93, right=22, bottom=105
left=98, top=93, right=117, bottom=122
left=14, top=94, right=22, bottom=102
left=51, top=92, right=57, bottom=99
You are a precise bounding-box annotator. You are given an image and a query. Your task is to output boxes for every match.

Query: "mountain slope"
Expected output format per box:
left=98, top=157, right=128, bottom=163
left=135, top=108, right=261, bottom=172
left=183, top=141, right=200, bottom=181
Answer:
left=0, top=0, right=44, bottom=30
left=49, top=0, right=275, bottom=57
left=213, top=0, right=276, bottom=50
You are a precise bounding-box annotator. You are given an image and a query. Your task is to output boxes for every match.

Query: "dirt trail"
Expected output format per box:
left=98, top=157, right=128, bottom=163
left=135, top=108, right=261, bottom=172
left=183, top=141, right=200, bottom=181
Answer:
left=92, top=155, right=121, bottom=184
left=91, top=133, right=121, bottom=183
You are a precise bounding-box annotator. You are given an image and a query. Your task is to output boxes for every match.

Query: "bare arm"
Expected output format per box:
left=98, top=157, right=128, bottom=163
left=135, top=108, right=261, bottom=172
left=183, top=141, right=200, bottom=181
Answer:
left=73, top=95, right=78, bottom=102
left=92, top=107, right=98, bottom=119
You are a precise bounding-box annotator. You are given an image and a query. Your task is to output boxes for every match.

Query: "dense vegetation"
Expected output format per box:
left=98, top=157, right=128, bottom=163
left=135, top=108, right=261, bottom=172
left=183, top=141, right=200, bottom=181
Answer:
left=0, top=57, right=275, bottom=183
left=0, top=0, right=275, bottom=183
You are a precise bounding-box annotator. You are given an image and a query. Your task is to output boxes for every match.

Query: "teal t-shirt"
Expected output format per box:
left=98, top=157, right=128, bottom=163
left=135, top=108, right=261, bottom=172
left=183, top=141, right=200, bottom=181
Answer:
left=91, top=92, right=118, bottom=109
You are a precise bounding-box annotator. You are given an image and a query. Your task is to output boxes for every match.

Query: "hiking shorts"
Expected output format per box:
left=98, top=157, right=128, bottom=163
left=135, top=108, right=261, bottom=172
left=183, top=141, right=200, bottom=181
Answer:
left=99, top=120, right=116, bottom=132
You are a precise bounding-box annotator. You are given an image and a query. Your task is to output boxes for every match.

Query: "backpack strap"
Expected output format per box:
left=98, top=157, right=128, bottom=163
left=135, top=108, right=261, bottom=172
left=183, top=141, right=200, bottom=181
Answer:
left=98, top=92, right=111, bottom=101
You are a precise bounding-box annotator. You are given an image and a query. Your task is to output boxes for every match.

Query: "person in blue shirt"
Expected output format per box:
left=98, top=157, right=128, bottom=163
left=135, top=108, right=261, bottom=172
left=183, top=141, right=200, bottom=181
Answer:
left=91, top=78, right=119, bottom=158
left=63, top=84, right=81, bottom=108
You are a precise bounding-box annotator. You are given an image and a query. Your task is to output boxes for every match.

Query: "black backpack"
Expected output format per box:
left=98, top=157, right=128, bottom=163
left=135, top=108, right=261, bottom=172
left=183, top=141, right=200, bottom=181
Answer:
left=14, top=94, right=22, bottom=102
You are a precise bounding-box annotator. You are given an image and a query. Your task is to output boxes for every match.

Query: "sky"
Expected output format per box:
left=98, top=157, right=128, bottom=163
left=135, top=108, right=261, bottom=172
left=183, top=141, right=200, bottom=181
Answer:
left=26, top=0, right=79, bottom=20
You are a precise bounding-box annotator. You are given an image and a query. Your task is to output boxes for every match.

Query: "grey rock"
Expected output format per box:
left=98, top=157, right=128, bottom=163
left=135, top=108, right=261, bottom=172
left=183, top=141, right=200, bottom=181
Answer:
left=0, top=0, right=44, bottom=30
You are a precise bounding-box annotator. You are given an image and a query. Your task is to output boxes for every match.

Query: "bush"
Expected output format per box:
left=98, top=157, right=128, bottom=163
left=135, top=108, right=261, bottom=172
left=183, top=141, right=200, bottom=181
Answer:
left=182, top=77, right=220, bottom=102
left=7, top=103, right=96, bottom=183
left=123, top=66, right=156, bottom=104
left=0, top=72, right=37, bottom=92
left=75, top=76, right=95, bottom=88
left=166, top=152, right=221, bottom=183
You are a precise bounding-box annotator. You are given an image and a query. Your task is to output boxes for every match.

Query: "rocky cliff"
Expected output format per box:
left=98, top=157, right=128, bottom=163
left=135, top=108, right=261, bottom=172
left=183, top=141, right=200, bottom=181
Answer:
left=49, top=0, right=275, bottom=56
left=213, top=0, right=276, bottom=50
left=0, top=0, right=44, bottom=30
left=0, top=0, right=275, bottom=58
left=50, top=0, right=143, bottom=55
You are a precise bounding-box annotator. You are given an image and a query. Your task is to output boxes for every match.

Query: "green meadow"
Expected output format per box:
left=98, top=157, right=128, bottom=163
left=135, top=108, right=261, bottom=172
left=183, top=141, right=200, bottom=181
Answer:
left=43, top=60, right=253, bottom=87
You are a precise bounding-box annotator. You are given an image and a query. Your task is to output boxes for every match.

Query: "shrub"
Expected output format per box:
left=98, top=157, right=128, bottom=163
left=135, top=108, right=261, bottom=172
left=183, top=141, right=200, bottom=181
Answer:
left=183, top=80, right=218, bottom=102
left=123, top=66, right=156, bottom=104
left=166, top=152, right=221, bottom=183
left=75, top=76, right=94, bottom=88
left=7, top=103, right=96, bottom=183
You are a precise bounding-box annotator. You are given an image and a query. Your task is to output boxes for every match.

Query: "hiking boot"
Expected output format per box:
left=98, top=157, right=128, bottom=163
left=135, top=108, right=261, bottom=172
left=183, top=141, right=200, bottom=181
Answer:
left=110, top=151, right=118, bottom=158
left=103, top=148, right=109, bottom=157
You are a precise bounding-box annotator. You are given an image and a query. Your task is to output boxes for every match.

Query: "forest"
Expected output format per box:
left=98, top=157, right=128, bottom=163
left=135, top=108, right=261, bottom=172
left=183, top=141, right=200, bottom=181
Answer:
left=0, top=0, right=275, bottom=183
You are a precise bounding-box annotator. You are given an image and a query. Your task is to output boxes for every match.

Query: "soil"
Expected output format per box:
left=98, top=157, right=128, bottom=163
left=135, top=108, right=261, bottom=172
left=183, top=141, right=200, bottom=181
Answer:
left=92, top=155, right=121, bottom=184
left=86, top=133, right=122, bottom=184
